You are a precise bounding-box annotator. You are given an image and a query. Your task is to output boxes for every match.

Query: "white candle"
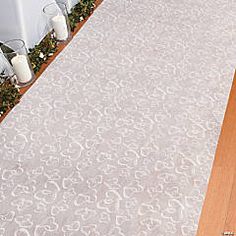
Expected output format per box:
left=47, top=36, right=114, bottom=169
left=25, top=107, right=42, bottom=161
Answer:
left=51, top=15, right=68, bottom=41
left=11, top=55, right=32, bottom=84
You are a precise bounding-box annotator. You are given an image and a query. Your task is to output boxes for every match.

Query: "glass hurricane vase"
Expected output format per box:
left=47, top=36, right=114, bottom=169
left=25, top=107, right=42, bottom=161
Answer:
left=0, top=39, right=35, bottom=87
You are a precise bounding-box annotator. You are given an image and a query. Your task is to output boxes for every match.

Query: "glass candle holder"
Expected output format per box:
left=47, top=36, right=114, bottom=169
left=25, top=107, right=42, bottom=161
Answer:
left=0, top=48, right=14, bottom=83
left=0, top=39, right=35, bottom=87
left=65, top=0, right=73, bottom=14
left=43, top=3, right=71, bottom=42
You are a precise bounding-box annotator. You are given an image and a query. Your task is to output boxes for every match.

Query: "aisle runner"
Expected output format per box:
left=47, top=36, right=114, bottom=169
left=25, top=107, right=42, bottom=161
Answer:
left=1, top=0, right=236, bottom=235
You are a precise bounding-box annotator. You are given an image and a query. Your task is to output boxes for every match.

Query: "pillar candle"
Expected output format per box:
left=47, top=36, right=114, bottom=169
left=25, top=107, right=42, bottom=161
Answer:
left=11, top=55, right=32, bottom=83
left=51, top=15, right=68, bottom=41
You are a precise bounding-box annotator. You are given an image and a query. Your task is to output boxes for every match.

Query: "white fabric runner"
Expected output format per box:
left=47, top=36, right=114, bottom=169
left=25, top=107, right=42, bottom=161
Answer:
left=1, top=0, right=236, bottom=235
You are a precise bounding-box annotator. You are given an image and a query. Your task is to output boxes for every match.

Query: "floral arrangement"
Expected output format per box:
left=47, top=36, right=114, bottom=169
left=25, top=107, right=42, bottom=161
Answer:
left=0, top=75, right=21, bottom=117
left=69, top=0, right=96, bottom=31
left=28, top=32, right=57, bottom=74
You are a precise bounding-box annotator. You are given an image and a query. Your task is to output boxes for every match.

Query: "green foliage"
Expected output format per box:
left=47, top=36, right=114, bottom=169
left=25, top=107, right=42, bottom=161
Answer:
left=28, top=33, right=58, bottom=74
left=0, top=78, right=21, bottom=116
left=69, top=0, right=96, bottom=31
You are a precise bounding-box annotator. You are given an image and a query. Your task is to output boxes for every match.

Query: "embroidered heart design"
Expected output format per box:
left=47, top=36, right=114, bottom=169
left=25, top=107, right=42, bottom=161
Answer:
left=15, top=214, right=33, bottom=228
left=51, top=206, right=60, bottom=216
left=104, top=178, right=121, bottom=189
left=31, top=166, right=44, bottom=176
left=69, top=171, right=83, bottom=183
left=11, top=198, right=33, bottom=212
left=123, top=187, right=136, bottom=198
left=134, top=170, right=148, bottom=179
left=140, top=147, right=153, bottom=157
left=40, top=144, right=55, bottom=155
left=125, top=198, right=137, bottom=209
left=8, top=134, right=27, bottom=152
left=0, top=211, right=15, bottom=222
left=81, top=224, right=99, bottom=236
left=14, top=228, right=31, bottom=236
left=11, top=185, right=30, bottom=197
left=63, top=188, right=76, bottom=200
left=87, top=175, right=103, bottom=189
left=99, top=212, right=111, bottom=223
left=44, top=170, right=60, bottom=181
left=62, top=142, right=83, bottom=161
left=97, top=190, right=122, bottom=213
left=62, top=221, right=80, bottom=232
left=19, top=150, right=35, bottom=162
left=98, top=164, right=116, bottom=175
left=74, top=194, right=89, bottom=206
left=51, top=201, right=68, bottom=216
left=140, top=218, right=161, bottom=231
left=34, top=189, right=57, bottom=204
left=2, top=169, right=14, bottom=180
left=138, top=203, right=155, bottom=216
left=42, top=217, right=58, bottom=232
left=63, top=159, right=72, bottom=168
left=75, top=207, right=96, bottom=221
left=34, top=201, right=46, bottom=213
left=13, top=165, right=24, bottom=176
left=108, top=227, right=125, bottom=236
left=62, top=178, right=74, bottom=189
left=40, top=155, right=59, bottom=166
left=96, top=152, right=112, bottom=163
left=116, top=215, right=130, bottom=226
left=147, top=185, right=163, bottom=198
left=162, top=199, right=184, bottom=222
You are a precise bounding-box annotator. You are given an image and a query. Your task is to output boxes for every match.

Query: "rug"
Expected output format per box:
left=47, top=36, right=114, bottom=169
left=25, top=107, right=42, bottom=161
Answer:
left=1, top=0, right=236, bottom=235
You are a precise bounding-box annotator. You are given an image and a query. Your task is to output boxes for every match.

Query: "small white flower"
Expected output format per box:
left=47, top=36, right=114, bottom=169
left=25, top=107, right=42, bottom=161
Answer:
left=48, top=53, right=53, bottom=57
left=80, top=16, right=84, bottom=21
left=39, top=52, right=44, bottom=59
left=51, top=32, right=56, bottom=38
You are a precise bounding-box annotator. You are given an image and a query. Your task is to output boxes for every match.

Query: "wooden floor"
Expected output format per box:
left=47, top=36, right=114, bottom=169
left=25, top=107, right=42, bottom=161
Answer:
left=197, top=71, right=236, bottom=235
